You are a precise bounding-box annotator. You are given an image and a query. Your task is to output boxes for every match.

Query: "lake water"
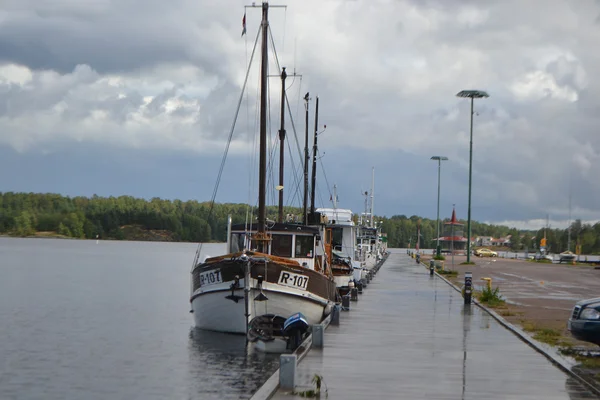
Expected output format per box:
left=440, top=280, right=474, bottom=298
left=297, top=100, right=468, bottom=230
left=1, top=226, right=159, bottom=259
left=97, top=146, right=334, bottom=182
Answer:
left=0, top=237, right=279, bottom=400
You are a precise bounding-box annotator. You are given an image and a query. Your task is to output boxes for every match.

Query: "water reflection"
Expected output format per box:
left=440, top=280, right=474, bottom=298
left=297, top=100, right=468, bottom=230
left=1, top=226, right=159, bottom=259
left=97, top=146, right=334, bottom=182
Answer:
left=462, top=305, right=472, bottom=400
left=187, top=328, right=279, bottom=400
left=565, top=376, right=600, bottom=399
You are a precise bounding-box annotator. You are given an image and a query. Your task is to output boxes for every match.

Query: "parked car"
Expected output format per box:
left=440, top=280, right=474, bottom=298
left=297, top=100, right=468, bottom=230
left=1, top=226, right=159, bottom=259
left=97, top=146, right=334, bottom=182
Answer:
left=559, top=251, right=576, bottom=264
left=474, top=248, right=497, bottom=257
left=568, top=297, right=600, bottom=345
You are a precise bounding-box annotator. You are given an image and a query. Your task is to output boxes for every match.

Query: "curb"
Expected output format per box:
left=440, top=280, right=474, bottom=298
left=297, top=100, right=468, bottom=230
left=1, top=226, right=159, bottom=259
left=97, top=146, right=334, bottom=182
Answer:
left=420, top=260, right=600, bottom=397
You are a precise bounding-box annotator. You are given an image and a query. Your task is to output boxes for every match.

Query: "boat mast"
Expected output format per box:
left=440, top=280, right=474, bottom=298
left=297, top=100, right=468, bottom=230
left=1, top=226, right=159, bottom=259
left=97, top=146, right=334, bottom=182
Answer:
left=257, top=1, right=269, bottom=250
left=568, top=179, right=572, bottom=252
left=370, top=167, right=375, bottom=228
left=277, top=67, right=287, bottom=223
left=332, top=184, right=338, bottom=209
left=310, top=96, right=319, bottom=218
left=303, top=92, right=310, bottom=225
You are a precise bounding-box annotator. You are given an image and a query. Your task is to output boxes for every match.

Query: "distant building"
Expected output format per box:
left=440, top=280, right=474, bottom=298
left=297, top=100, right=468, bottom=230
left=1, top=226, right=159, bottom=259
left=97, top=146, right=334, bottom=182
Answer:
left=476, top=236, right=493, bottom=246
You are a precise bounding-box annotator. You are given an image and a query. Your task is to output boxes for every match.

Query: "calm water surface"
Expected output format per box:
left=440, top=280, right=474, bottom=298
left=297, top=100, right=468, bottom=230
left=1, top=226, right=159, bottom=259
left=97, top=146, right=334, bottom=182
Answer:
left=0, top=238, right=279, bottom=400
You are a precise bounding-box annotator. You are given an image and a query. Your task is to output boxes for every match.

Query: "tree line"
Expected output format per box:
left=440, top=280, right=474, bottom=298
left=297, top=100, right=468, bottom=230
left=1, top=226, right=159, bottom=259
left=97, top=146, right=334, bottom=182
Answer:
left=380, top=215, right=600, bottom=254
left=1, top=192, right=598, bottom=254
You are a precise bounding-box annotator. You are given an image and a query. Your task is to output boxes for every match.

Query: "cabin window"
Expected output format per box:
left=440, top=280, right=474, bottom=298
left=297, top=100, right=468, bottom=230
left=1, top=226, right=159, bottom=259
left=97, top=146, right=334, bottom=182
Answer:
left=295, top=235, right=314, bottom=258
left=332, top=227, right=343, bottom=251
left=271, top=234, right=293, bottom=257
left=230, top=233, right=246, bottom=253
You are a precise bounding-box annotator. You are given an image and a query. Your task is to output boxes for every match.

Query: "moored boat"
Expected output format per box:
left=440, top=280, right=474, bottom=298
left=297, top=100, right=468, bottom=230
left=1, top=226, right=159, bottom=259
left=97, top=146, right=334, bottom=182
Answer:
left=189, top=2, right=337, bottom=335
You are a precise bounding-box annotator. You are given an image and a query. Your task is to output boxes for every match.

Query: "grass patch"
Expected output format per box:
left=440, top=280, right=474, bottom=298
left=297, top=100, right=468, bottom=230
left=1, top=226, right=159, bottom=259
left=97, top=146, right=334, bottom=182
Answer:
left=521, top=320, right=537, bottom=332
left=437, top=269, right=458, bottom=276
left=577, top=357, right=600, bottom=369
left=520, top=322, right=575, bottom=348
left=532, top=328, right=563, bottom=346
left=292, top=374, right=328, bottom=398
left=460, top=261, right=476, bottom=265
left=433, top=255, right=446, bottom=261
left=477, top=286, right=505, bottom=307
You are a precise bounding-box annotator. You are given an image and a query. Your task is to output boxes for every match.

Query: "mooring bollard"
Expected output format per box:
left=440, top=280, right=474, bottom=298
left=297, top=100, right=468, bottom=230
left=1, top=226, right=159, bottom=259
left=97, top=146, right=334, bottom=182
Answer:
left=342, top=295, right=351, bottom=311
left=350, top=287, right=358, bottom=301
left=464, top=272, right=473, bottom=305
left=331, top=304, right=340, bottom=325
left=429, top=260, right=435, bottom=276
left=312, top=324, right=324, bottom=348
left=279, top=354, right=297, bottom=390
left=357, top=281, right=363, bottom=294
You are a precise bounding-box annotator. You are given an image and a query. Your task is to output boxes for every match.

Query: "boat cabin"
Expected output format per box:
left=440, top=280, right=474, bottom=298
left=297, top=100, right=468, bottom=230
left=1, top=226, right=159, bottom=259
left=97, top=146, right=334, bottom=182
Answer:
left=316, top=208, right=356, bottom=259
left=227, top=222, right=322, bottom=271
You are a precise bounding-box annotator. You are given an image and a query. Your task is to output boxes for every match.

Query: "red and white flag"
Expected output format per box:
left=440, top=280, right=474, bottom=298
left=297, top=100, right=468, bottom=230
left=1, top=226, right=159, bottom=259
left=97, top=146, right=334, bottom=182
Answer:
left=241, top=13, right=246, bottom=36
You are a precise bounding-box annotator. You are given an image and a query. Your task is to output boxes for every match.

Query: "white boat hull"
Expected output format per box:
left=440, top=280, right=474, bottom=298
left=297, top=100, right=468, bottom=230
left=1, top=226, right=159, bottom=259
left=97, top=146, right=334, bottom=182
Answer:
left=191, top=280, right=331, bottom=334
left=364, top=253, right=377, bottom=270
left=333, top=274, right=353, bottom=288
left=191, top=282, right=247, bottom=334
left=252, top=338, right=290, bottom=353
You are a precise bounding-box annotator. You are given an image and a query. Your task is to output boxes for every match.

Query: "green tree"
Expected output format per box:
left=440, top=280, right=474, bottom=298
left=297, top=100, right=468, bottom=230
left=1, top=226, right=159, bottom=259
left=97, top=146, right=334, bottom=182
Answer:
left=58, top=222, right=72, bottom=237
left=14, top=211, right=36, bottom=237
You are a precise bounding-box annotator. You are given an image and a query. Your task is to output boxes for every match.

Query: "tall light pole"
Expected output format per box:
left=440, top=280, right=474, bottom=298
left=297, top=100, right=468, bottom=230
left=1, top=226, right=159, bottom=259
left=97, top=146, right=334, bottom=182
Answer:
left=431, top=156, right=448, bottom=257
left=456, top=90, right=489, bottom=263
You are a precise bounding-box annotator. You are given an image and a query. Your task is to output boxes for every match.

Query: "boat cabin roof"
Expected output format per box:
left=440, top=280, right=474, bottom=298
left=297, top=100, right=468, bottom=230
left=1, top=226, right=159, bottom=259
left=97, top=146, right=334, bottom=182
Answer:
left=230, top=222, right=320, bottom=235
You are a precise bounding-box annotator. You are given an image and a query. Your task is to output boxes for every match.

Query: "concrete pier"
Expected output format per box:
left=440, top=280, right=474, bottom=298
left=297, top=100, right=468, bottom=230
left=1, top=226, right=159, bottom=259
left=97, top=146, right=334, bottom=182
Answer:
left=266, top=250, right=599, bottom=399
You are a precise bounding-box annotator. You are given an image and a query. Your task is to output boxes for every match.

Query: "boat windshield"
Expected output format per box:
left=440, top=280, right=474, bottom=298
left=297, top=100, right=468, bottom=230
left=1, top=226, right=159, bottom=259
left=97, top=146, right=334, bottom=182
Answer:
left=271, top=234, right=293, bottom=257
left=295, top=235, right=314, bottom=258
left=231, top=233, right=246, bottom=253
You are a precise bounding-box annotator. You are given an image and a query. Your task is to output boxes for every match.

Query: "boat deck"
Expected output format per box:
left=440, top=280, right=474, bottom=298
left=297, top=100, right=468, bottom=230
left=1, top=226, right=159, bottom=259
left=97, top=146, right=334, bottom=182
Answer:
left=268, top=250, right=599, bottom=399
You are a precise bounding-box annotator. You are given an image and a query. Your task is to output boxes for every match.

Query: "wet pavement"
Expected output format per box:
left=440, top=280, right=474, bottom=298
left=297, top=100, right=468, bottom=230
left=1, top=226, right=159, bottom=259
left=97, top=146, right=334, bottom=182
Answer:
left=270, top=250, right=600, bottom=399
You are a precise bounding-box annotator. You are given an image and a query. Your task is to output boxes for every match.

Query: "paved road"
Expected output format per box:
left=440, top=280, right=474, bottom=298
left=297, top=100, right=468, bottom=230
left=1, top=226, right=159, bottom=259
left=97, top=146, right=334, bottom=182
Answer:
left=270, top=250, right=599, bottom=400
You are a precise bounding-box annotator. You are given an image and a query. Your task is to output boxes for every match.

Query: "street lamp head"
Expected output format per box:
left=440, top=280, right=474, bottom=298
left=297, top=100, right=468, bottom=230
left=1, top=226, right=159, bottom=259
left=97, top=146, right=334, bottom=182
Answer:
left=456, top=90, right=489, bottom=99
left=430, top=156, right=449, bottom=161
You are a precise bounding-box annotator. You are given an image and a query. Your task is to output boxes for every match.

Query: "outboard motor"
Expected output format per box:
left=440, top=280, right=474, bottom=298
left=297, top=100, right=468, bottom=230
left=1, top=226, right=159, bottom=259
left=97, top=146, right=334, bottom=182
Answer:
left=282, top=312, right=309, bottom=351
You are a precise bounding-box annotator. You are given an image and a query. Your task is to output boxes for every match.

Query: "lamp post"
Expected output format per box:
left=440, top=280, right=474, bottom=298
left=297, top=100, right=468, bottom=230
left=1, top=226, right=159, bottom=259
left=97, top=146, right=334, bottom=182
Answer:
left=456, top=90, right=489, bottom=263
left=431, top=156, right=448, bottom=257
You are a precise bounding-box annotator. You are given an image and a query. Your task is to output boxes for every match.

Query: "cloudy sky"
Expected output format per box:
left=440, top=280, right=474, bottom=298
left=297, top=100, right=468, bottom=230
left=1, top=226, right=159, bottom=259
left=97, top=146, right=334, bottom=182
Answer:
left=1, top=0, right=599, bottom=230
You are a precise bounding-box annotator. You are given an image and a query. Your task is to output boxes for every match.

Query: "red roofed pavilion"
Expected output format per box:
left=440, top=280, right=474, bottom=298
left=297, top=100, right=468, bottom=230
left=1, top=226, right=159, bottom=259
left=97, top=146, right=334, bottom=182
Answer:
left=435, top=207, right=467, bottom=254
